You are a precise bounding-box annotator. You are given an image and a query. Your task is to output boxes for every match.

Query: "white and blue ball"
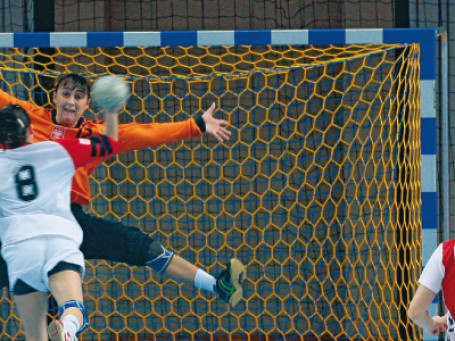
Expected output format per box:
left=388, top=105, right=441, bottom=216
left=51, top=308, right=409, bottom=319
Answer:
left=91, top=75, right=130, bottom=110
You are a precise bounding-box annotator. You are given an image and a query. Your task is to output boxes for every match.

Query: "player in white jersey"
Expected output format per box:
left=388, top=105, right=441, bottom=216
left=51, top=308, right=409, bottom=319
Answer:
left=0, top=104, right=120, bottom=341
left=407, top=239, right=455, bottom=340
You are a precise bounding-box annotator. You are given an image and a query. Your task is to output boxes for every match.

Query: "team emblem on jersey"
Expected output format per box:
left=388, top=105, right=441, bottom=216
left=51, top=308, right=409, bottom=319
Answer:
left=50, top=125, right=66, bottom=140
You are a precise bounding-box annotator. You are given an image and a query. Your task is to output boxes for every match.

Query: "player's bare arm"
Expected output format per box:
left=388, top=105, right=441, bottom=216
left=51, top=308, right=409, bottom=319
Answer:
left=408, top=285, right=446, bottom=335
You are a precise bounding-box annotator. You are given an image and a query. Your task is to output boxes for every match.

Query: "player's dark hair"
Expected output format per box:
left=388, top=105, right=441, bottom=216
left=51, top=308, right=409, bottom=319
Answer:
left=0, top=105, right=31, bottom=149
left=55, top=73, right=91, bottom=98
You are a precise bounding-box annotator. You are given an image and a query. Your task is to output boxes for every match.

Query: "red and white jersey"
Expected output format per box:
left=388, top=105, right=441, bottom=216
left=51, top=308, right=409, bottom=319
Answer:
left=0, top=136, right=119, bottom=247
left=419, top=239, right=455, bottom=315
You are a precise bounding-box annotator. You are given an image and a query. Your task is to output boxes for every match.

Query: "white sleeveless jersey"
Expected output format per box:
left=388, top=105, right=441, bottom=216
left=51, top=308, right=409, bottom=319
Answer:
left=0, top=137, right=119, bottom=247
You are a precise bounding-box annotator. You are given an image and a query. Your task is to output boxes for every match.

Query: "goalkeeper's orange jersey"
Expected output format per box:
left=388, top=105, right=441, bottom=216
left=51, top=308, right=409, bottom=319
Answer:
left=0, top=89, right=204, bottom=205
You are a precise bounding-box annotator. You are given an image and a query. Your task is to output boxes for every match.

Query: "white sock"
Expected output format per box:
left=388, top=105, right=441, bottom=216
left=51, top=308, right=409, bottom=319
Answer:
left=62, top=313, right=81, bottom=337
left=194, top=269, right=216, bottom=294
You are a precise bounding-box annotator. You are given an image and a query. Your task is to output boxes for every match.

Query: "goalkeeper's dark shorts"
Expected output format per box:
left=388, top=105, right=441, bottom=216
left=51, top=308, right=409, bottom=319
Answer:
left=71, top=203, right=155, bottom=266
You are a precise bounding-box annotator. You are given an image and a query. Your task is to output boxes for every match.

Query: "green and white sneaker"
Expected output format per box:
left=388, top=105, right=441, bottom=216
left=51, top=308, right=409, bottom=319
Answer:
left=214, top=258, right=246, bottom=307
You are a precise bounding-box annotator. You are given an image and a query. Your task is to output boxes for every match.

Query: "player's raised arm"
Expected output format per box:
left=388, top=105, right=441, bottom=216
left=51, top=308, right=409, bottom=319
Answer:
left=102, top=106, right=121, bottom=141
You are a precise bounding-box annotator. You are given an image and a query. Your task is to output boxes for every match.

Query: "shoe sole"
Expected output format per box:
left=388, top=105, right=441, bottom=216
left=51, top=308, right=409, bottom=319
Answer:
left=48, top=320, right=65, bottom=341
left=228, top=258, right=246, bottom=307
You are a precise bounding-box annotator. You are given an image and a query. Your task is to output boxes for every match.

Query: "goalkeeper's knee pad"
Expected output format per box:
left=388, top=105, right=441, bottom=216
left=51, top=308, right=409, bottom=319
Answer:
left=146, top=240, right=174, bottom=274
left=59, top=300, right=89, bottom=332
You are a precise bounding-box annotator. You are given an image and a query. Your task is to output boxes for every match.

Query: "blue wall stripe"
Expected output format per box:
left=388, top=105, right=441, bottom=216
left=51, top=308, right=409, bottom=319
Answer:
left=161, top=30, right=197, bottom=47
left=383, top=28, right=437, bottom=80
left=309, top=29, right=346, bottom=45
left=2, top=28, right=437, bottom=82
left=422, top=192, right=438, bottom=229
left=14, top=32, right=50, bottom=48
left=421, top=118, right=437, bottom=155
left=235, top=30, right=271, bottom=46
left=87, top=31, right=123, bottom=47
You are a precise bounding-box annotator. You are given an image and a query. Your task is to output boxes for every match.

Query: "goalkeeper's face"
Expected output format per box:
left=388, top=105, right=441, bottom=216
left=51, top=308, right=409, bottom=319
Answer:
left=53, top=80, right=90, bottom=127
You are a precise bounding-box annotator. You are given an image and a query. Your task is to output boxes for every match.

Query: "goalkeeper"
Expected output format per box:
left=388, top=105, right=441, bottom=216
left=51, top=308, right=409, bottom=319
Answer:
left=0, top=73, right=245, bottom=308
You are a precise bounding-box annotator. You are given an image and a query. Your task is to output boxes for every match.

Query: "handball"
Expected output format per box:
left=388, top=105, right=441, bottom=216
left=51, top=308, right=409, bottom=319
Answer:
left=91, top=75, right=130, bottom=110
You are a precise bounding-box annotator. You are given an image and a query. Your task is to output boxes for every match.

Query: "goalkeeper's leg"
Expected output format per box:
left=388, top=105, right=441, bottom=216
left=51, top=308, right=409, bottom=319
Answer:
left=71, top=203, right=246, bottom=307
left=159, top=254, right=246, bottom=307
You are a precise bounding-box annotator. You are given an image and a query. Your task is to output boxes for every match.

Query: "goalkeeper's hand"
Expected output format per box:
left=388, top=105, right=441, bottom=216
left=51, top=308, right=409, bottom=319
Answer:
left=202, top=103, right=231, bottom=142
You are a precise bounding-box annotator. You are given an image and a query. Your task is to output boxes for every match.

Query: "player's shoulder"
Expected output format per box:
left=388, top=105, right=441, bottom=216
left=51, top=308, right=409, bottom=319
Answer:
left=443, top=239, right=455, bottom=249
left=0, top=141, right=66, bottom=161
left=23, top=140, right=63, bottom=152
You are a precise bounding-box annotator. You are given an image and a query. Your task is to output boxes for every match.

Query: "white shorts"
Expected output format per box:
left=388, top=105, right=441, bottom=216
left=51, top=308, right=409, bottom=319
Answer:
left=2, top=235, right=84, bottom=293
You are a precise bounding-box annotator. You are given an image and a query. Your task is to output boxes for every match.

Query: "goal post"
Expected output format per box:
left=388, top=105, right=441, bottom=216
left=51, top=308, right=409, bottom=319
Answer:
left=0, top=28, right=437, bottom=341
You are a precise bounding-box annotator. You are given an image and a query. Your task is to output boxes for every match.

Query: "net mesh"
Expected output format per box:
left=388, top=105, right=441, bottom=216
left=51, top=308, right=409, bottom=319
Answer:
left=0, top=43, right=421, bottom=340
